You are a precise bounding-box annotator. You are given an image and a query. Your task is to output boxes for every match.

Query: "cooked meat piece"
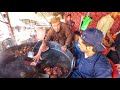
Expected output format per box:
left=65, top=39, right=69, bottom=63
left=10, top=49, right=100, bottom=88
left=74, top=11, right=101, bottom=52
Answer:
left=63, top=68, right=68, bottom=73
left=50, top=74, right=57, bottom=78
left=56, top=69, right=62, bottom=76
left=52, top=70, right=57, bottom=75
left=15, top=50, right=19, bottom=57
left=46, top=71, right=52, bottom=75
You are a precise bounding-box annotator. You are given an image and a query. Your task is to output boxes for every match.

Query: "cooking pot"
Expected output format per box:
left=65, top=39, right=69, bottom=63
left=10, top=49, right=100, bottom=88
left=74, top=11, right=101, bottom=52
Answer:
left=0, top=41, right=75, bottom=78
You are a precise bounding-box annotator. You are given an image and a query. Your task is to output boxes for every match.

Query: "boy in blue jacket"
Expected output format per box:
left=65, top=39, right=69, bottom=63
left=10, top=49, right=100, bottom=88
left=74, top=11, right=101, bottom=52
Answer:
left=71, top=28, right=112, bottom=78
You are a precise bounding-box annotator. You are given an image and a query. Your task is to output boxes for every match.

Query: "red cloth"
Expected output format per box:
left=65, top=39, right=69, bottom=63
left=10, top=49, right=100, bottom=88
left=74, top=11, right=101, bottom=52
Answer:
left=108, top=58, right=118, bottom=78
left=102, top=47, right=109, bottom=55
left=64, top=12, right=119, bottom=33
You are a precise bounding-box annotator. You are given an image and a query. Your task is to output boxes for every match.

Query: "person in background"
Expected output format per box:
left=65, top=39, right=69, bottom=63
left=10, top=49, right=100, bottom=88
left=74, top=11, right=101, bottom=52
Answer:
left=73, top=31, right=81, bottom=60
left=96, top=12, right=120, bottom=48
left=107, top=30, right=120, bottom=78
left=107, top=30, right=120, bottom=64
left=65, top=14, right=75, bottom=50
left=109, top=30, right=120, bottom=78
left=33, top=17, right=73, bottom=63
left=71, top=28, right=112, bottom=78
left=66, top=14, right=75, bottom=32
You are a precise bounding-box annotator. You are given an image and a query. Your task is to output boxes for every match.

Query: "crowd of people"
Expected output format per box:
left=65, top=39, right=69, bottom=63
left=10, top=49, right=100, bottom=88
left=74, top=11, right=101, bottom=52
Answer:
left=29, top=12, right=120, bottom=78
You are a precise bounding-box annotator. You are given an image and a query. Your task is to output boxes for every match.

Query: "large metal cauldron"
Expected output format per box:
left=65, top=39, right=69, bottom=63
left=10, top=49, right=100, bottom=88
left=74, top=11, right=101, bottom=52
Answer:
left=0, top=43, right=36, bottom=78
left=0, top=41, right=75, bottom=78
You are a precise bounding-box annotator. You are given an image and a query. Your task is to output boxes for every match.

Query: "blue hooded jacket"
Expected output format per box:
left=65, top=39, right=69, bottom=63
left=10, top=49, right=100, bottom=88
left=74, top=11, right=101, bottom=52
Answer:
left=72, top=41, right=112, bottom=78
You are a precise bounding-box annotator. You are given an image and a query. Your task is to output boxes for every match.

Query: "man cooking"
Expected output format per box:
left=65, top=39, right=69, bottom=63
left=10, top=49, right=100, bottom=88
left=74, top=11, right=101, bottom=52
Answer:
left=32, top=17, right=73, bottom=63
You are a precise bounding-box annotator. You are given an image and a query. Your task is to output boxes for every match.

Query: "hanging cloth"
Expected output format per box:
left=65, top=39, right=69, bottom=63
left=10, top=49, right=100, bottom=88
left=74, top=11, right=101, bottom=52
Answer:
left=80, top=14, right=92, bottom=30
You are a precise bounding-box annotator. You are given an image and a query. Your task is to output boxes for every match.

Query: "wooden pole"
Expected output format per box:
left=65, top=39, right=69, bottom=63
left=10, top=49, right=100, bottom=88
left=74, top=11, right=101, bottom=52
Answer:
left=5, top=12, right=15, bottom=39
left=0, top=19, right=8, bottom=24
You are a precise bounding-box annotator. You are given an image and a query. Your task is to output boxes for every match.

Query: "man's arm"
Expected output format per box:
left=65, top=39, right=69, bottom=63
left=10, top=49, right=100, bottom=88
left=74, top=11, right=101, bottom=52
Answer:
left=36, top=29, right=53, bottom=55
left=44, top=29, right=53, bottom=44
left=107, top=32, right=114, bottom=44
left=63, top=24, right=73, bottom=47
left=102, top=38, right=111, bottom=47
left=33, top=29, right=54, bottom=61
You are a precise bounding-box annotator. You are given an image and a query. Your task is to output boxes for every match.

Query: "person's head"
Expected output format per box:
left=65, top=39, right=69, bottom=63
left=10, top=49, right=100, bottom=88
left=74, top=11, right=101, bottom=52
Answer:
left=50, top=17, right=61, bottom=32
left=109, top=12, right=120, bottom=19
left=78, top=28, right=105, bottom=54
left=74, top=31, right=81, bottom=41
left=67, top=14, right=71, bottom=21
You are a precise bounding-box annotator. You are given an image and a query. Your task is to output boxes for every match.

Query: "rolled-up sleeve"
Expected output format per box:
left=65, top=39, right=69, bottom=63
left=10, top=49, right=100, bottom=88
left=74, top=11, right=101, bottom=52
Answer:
left=43, top=29, right=53, bottom=44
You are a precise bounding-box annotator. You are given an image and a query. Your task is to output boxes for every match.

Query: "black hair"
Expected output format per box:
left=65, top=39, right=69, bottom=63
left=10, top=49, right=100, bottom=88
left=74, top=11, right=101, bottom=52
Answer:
left=82, top=39, right=98, bottom=52
left=74, top=31, right=81, bottom=36
left=74, top=31, right=81, bottom=42
left=67, top=14, right=71, bottom=17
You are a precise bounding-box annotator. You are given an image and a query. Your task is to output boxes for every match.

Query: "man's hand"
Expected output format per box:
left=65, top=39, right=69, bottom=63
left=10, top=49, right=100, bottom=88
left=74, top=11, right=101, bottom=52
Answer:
left=31, top=53, right=42, bottom=66
left=33, top=44, right=49, bottom=61
left=33, top=53, right=42, bottom=62
left=115, top=64, right=120, bottom=74
left=109, top=38, right=114, bottom=45
left=103, top=39, right=111, bottom=48
left=110, top=47, right=116, bottom=51
left=61, top=45, right=67, bottom=52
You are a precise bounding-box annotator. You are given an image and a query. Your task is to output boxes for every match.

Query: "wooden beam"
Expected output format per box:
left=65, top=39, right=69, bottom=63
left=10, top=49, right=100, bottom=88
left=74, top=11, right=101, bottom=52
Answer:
left=5, top=12, right=15, bottom=39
